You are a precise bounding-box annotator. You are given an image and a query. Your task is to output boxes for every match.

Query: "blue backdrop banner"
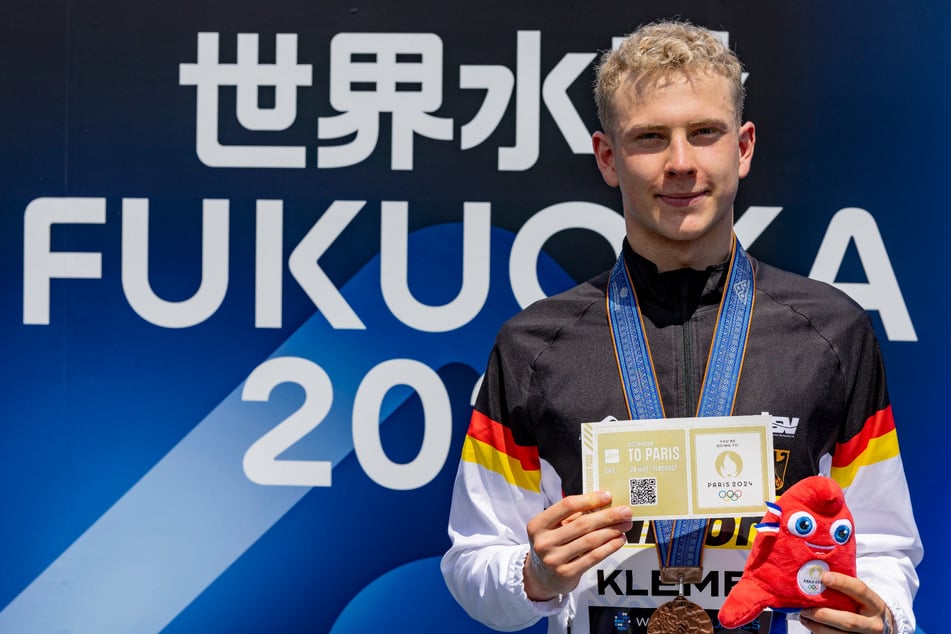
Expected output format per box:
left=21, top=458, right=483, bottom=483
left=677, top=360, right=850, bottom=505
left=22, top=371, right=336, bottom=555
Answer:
left=0, top=1, right=943, bottom=632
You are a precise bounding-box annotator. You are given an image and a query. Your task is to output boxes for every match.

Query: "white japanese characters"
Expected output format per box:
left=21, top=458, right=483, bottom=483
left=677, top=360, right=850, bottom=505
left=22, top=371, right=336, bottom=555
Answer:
left=178, top=31, right=599, bottom=170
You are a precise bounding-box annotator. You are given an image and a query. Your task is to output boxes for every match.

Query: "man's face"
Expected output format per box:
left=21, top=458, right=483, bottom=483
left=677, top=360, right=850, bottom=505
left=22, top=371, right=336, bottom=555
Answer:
left=593, top=71, right=755, bottom=269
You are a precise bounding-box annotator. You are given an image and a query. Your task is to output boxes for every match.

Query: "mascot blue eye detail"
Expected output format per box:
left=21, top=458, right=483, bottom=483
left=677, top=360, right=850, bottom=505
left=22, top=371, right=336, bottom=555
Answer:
left=787, top=511, right=816, bottom=537
left=830, top=519, right=853, bottom=544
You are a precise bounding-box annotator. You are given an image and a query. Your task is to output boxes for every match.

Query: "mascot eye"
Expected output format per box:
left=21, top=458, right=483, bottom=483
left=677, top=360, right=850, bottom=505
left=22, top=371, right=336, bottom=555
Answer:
left=787, top=511, right=816, bottom=537
left=831, top=519, right=853, bottom=544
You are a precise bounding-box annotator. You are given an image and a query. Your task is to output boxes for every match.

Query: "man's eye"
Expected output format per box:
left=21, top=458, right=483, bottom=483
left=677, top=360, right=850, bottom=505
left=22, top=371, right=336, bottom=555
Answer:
left=693, top=127, right=725, bottom=141
left=632, top=133, right=665, bottom=148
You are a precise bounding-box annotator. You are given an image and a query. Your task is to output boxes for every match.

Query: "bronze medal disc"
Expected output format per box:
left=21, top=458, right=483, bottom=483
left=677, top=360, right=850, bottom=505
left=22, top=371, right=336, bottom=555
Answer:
left=646, top=596, right=714, bottom=634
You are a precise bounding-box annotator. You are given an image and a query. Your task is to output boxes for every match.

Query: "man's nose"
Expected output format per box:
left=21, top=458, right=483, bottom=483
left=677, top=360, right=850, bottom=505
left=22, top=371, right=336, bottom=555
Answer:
left=665, top=135, right=697, bottom=176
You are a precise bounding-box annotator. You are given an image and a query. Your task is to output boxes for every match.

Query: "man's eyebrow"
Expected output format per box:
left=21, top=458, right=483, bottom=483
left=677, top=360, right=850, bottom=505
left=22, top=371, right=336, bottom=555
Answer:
left=688, top=117, right=731, bottom=129
left=621, top=124, right=666, bottom=139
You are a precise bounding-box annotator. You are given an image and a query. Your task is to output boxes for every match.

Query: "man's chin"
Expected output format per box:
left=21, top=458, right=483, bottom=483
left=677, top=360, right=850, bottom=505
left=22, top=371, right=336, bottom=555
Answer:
left=659, top=213, right=732, bottom=243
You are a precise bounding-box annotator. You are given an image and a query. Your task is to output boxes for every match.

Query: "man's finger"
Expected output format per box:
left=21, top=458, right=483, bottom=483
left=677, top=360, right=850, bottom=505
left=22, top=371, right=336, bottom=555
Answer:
left=532, top=491, right=614, bottom=530
left=821, top=572, right=882, bottom=611
left=550, top=530, right=629, bottom=577
left=800, top=607, right=878, bottom=634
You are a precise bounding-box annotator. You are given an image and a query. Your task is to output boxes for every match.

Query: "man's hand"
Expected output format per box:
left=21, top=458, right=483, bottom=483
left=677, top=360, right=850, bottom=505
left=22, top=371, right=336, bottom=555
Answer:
left=523, top=490, right=634, bottom=601
left=799, top=571, right=896, bottom=633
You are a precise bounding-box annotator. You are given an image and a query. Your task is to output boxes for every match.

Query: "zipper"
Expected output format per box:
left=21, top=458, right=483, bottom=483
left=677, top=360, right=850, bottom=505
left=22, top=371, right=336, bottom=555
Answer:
left=681, top=281, right=696, bottom=418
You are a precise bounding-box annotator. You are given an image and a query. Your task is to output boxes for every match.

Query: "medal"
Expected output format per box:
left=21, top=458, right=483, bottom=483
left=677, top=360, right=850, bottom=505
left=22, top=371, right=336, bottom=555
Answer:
left=646, top=595, right=714, bottom=634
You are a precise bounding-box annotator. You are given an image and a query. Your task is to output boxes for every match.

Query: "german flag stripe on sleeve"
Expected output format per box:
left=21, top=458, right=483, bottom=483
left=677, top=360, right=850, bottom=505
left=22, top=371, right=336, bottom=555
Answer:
left=830, top=405, right=900, bottom=488
left=461, top=410, right=541, bottom=493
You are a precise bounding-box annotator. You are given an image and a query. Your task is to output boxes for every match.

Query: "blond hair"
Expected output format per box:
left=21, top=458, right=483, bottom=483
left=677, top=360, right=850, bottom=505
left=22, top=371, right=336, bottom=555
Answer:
left=594, top=21, right=745, bottom=133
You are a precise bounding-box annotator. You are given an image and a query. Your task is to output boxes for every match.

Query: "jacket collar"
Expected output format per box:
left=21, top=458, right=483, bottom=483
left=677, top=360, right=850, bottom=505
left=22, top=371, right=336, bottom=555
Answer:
left=621, top=240, right=728, bottom=323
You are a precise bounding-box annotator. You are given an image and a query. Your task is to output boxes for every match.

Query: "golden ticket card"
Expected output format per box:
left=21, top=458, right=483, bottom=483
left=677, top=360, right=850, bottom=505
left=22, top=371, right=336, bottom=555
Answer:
left=581, top=414, right=775, bottom=519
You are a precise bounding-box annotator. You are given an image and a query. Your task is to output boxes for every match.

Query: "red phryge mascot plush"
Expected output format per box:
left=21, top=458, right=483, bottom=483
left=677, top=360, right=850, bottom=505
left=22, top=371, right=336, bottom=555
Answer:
left=718, top=475, right=859, bottom=630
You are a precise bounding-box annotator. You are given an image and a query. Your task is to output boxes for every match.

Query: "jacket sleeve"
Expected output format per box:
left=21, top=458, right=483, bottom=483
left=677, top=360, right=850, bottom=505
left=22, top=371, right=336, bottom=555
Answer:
left=827, top=317, right=923, bottom=634
left=440, top=344, right=568, bottom=631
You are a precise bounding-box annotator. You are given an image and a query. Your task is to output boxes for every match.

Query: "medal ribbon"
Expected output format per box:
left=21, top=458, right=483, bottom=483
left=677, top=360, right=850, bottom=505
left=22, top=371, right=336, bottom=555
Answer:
left=606, top=235, right=755, bottom=581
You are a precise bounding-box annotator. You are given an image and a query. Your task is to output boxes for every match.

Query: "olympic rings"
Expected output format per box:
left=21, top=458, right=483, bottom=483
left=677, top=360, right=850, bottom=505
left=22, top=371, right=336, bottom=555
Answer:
left=718, top=489, right=743, bottom=501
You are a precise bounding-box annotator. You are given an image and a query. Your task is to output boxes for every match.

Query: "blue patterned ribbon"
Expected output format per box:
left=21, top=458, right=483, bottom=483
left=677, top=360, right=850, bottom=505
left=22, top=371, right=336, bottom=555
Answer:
left=606, top=235, right=755, bottom=580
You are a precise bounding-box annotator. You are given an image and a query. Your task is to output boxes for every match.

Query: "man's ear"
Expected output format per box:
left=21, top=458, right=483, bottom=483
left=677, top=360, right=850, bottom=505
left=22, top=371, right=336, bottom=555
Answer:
left=592, top=131, right=619, bottom=187
left=737, top=121, right=756, bottom=179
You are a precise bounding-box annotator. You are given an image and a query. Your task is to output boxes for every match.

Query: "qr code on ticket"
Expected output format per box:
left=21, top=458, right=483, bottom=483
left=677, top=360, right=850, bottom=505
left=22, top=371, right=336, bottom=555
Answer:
left=629, top=477, right=658, bottom=506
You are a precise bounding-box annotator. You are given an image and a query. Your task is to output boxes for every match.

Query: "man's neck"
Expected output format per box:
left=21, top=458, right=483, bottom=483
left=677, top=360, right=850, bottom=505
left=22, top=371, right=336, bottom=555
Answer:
left=626, top=236, right=732, bottom=273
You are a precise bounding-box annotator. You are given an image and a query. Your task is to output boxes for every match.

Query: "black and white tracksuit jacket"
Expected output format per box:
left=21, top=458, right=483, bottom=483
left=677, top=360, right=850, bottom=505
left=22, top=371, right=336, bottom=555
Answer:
left=442, top=242, right=922, bottom=633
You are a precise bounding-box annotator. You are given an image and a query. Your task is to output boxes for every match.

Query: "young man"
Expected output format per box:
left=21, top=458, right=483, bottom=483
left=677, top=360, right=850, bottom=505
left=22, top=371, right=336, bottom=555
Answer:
left=442, top=21, right=921, bottom=634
